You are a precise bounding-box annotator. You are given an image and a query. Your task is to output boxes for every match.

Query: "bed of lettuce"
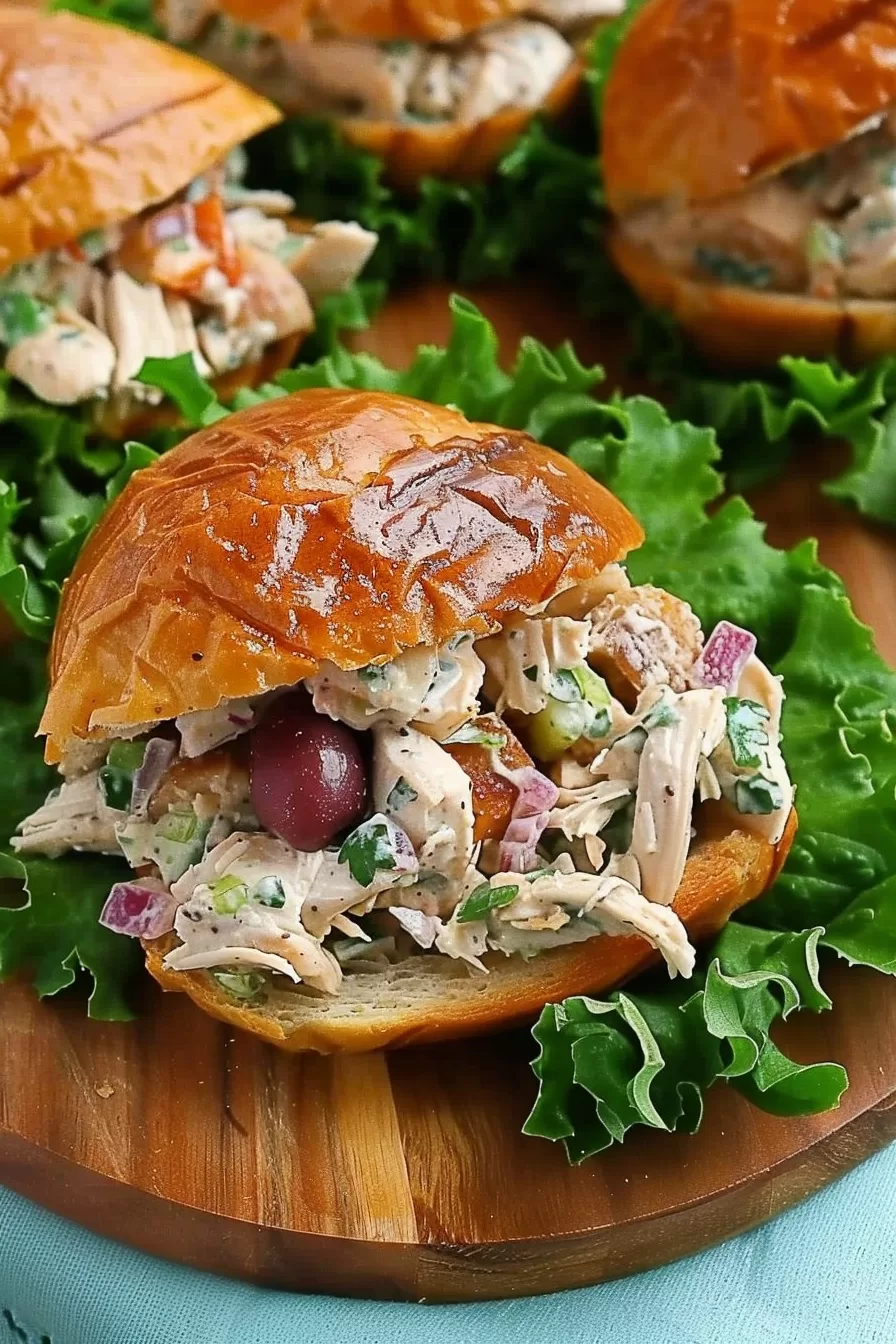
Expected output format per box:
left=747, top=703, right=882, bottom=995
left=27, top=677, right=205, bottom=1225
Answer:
left=2, top=296, right=895, bottom=1160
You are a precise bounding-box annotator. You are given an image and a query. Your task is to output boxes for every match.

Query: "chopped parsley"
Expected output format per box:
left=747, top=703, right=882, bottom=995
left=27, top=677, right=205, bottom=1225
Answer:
left=338, top=814, right=402, bottom=887
left=386, top=777, right=418, bottom=812
left=457, top=882, right=519, bottom=924
left=693, top=247, right=774, bottom=290
left=443, top=722, right=505, bottom=749
left=358, top=663, right=390, bottom=690
left=734, top=775, right=784, bottom=816
left=252, top=875, right=286, bottom=909
left=723, top=697, right=770, bottom=769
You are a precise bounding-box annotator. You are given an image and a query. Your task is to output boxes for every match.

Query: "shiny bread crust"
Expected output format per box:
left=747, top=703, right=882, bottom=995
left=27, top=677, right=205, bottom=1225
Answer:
left=41, top=388, right=643, bottom=762
left=142, top=809, right=797, bottom=1053
left=603, top=0, right=896, bottom=216
left=0, top=6, right=280, bottom=268
left=610, top=226, right=896, bottom=368
left=216, top=0, right=527, bottom=42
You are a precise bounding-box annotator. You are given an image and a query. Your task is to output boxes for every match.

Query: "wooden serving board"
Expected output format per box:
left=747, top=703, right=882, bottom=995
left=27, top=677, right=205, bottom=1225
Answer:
left=2, top=281, right=896, bottom=1303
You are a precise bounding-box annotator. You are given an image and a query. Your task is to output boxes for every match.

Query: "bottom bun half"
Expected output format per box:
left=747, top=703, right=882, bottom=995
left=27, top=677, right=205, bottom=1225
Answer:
left=94, top=333, right=302, bottom=441
left=336, top=59, right=582, bottom=192
left=609, top=229, right=896, bottom=370
left=144, top=808, right=796, bottom=1054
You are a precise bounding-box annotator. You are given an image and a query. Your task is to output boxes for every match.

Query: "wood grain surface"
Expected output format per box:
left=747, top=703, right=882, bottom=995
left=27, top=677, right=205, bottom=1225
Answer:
left=1, top=279, right=895, bottom=1302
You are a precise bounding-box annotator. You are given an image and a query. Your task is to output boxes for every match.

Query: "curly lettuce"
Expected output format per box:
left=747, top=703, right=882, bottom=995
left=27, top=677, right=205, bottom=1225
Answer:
left=2, top=298, right=895, bottom=1159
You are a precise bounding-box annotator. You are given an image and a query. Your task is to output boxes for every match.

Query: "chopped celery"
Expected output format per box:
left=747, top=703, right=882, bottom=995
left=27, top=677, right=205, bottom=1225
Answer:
left=98, top=740, right=146, bottom=812
left=209, top=874, right=249, bottom=915
left=527, top=697, right=594, bottom=762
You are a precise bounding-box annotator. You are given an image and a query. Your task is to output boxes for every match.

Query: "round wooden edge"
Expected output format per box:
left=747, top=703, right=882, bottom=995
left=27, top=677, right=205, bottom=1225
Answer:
left=2, top=1085, right=895, bottom=1302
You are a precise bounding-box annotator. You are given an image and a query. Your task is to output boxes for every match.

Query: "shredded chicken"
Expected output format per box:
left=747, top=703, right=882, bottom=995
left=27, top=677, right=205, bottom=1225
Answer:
left=13, top=772, right=120, bottom=857
left=1, top=162, right=377, bottom=407
left=479, top=616, right=590, bottom=714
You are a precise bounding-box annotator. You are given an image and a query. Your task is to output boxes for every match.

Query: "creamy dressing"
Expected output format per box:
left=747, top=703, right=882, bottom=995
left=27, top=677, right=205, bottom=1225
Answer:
left=625, top=109, right=896, bottom=301
left=0, top=167, right=377, bottom=408
left=19, top=572, right=791, bottom=996
left=162, top=3, right=623, bottom=126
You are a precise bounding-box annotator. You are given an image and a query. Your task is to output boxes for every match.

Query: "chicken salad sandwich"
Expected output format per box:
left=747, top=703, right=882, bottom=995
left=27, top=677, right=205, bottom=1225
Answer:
left=603, top=0, right=896, bottom=368
left=15, top=387, right=795, bottom=1051
left=0, top=6, right=377, bottom=429
left=158, top=0, right=624, bottom=186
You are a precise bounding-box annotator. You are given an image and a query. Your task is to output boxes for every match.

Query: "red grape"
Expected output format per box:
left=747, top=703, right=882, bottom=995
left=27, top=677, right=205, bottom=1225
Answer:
left=249, top=693, right=367, bottom=851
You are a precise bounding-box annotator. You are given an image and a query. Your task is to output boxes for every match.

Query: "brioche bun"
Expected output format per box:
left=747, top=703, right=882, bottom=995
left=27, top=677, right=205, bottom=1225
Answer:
left=41, top=388, right=643, bottom=763
left=608, top=228, right=896, bottom=369
left=0, top=7, right=280, bottom=270
left=212, top=0, right=582, bottom=187
left=217, top=0, right=527, bottom=43
left=603, top=0, right=896, bottom=217
left=341, top=59, right=582, bottom=191
left=144, top=809, right=796, bottom=1052
left=603, top=0, right=896, bottom=367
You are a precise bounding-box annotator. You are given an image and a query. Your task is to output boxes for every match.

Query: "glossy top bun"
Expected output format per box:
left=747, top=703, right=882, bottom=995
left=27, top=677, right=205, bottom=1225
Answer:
left=41, top=389, right=642, bottom=763
left=603, top=0, right=896, bottom=216
left=0, top=6, right=280, bottom=270
left=216, top=0, right=526, bottom=42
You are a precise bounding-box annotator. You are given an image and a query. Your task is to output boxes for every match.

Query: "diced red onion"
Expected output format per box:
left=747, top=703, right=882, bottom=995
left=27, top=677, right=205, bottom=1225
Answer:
left=690, top=621, right=757, bottom=693
left=99, top=880, right=178, bottom=939
left=498, top=765, right=558, bottom=872
left=227, top=712, right=253, bottom=727
left=130, top=737, right=176, bottom=818
left=382, top=817, right=419, bottom=877
left=504, top=765, right=559, bottom=817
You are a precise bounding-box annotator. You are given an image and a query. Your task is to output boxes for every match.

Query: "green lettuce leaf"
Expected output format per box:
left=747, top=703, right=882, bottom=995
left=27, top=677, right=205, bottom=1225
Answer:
left=668, top=353, right=896, bottom=522
left=48, top=0, right=160, bottom=33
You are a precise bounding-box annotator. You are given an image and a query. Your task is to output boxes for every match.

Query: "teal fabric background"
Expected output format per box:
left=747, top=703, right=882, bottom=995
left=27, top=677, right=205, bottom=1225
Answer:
left=1, top=1144, right=894, bottom=1344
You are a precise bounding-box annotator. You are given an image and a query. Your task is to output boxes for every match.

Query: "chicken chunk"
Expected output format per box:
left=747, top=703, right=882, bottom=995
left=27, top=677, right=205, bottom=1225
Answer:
left=148, top=749, right=252, bottom=825
left=588, top=585, right=703, bottom=707
left=287, top=222, right=378, bottom=302
left=5, top=312, right=115, bottom=405
left=237, top=243, right=315, bottom=341
left=443, top=714, right=533, bottom=842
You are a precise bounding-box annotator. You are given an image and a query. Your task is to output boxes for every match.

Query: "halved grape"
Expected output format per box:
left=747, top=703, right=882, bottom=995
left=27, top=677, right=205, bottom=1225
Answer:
left=249, top=693, right=367, bottom=851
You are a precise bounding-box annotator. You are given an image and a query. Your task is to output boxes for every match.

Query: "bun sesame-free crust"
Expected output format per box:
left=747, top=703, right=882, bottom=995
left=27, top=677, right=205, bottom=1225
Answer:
left=41, top=388, right=642, bottom=762
left=217, top=0, right=528, bottom=42
left=0, top=6, right=280, bottom=269
left=608, top=227, right=896, bottom=368
left=603, top=0, right=896, bottom=216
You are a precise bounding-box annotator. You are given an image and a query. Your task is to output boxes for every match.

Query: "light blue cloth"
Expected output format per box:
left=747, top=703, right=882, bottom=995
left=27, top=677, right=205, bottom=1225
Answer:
left=1, top=1145, right=894, bottom=1344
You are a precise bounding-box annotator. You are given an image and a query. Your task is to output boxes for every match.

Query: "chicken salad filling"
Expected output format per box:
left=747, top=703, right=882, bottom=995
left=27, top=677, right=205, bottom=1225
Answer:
left=16, top=566, right=792, bottom=1004
left=160, top=2, right=623, bottom=126
left=0, top=149, right=377, bottom=409
left=623, top=110, right=896, bottom=301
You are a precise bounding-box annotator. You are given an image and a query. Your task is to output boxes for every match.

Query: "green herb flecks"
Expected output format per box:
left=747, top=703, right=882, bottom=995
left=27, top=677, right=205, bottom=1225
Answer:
left=457, top=882, right=520, bottom=924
